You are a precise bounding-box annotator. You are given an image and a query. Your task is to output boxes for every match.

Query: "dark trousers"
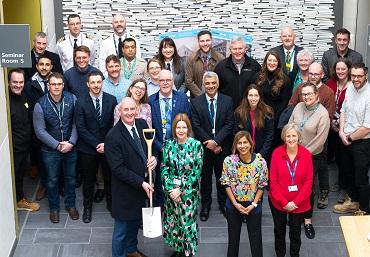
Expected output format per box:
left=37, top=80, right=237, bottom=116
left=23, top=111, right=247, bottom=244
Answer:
left=201, top=148, right=227, bottom=209
left=304, top=151, right=328, bottom=219
left=80, top=152, right=111, bottom=208
left=14, top=150, right=29, bottom=202
left=342, top=139, right=370, bottom=212
left=226, top=205, right=263, bottom=257
left=31, top=137, right=47, bottom=187
left=269, top=199, right=305, bottom=257
left=328, top=130, right=348, bottom=189
left=154, top=154, right=164, bottom=207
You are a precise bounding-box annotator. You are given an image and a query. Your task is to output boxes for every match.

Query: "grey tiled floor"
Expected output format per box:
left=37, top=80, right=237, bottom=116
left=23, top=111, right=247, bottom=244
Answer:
left=14, top=165, right=350, bottom=257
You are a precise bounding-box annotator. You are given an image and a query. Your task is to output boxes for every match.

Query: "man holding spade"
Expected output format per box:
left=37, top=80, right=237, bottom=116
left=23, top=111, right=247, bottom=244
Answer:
left=105, top=97, right=157, bottom=257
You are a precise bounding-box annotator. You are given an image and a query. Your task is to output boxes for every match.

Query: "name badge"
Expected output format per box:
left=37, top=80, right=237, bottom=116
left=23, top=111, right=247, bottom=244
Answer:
left=173, top=178, right=181, bottom=186
left=288, top=185, right=298, bottom=192
left=212, top=128, right=215, bottom=134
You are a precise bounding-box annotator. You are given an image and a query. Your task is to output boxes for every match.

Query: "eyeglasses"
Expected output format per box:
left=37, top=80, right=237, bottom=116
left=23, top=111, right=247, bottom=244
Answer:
left=308, top=72, right=322, bottom=77
left=149, top=66, right=161, bottom=71
left=351, top=74, right=365, bottom=79
left=301, top=92, right=315, bottom=98
left=159, top=79, right=172, bottom=83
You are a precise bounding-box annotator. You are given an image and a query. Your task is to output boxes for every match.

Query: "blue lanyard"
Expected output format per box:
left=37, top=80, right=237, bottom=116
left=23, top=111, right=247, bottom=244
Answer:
left=299, top=102, right=320, bottom=131
left=286, top=159, right=298, bottom=184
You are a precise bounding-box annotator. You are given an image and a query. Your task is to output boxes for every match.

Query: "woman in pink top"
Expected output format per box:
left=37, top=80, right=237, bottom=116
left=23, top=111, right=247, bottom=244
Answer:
left=269, top=123, right=313, bottom=257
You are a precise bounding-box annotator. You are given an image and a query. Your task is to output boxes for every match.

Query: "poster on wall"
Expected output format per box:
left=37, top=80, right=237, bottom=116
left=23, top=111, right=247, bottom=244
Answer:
left=159, top=29, right=253, bottom=58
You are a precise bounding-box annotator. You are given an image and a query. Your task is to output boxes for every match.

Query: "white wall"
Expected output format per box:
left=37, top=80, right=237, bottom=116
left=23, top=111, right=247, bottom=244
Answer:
left=355, top=0, right=370, bottom=59
left=41, top=0, right=56, bottom=52
left=0, top=67, right=17, bottom=257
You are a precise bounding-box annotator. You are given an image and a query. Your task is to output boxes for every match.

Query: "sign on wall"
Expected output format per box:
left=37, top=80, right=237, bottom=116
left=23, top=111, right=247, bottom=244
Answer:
left=0, top=24, right=31, bottom=68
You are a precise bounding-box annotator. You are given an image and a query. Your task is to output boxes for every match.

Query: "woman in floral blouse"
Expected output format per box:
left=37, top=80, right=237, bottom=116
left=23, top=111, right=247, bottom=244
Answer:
left=220, top=131, right=268, bottom=257
left=161, top=113, right=203, bottom=257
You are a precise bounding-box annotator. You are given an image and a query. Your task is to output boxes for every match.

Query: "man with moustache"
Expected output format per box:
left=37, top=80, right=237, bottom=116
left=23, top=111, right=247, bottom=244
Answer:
left=215, top=36, right=261, bottom=109
left=105, top=97, right=156, bottom=257
left=185, top=30, right=224, bottom=97
left=24, top=55, right=54, bottom=200
left=99, top=14, right=141, bottom=76
left=322, top=28, right=363, bottom=83
left=33, top=73, right=79, bottom=223
left=57, top=14, right=95, bottom=71
left=271, top=26, right=303, bottom=88
left=149, top=70, right=191, bottom=206
left=120, top=38, right=148, bottom=81
left=9, top=69, right=40, bottom=212
left=23, top=32, right=63, bottom=81
left=333, top=62, right=370, bottom=216
left=75, top=71, right=117, bottom=222
left=191, top=71, right=234, bottom=220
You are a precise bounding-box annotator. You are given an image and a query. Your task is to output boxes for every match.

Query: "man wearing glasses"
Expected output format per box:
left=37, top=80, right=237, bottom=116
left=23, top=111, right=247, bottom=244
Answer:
left=334, top=63, right=370, bottom=216
left=149, top=70, right=191, bottom=207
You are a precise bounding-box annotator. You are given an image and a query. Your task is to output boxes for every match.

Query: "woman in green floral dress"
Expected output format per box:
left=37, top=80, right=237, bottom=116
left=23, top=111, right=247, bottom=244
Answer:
left=161, top=113, right=203, bottom=257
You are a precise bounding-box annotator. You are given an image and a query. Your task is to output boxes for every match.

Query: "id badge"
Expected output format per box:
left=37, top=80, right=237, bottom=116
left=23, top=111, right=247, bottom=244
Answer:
left=212, top=128, right=215, bottom=134
left=288, top=185, right=298, bottom=192
left=173, top=178, right=181, bottom=186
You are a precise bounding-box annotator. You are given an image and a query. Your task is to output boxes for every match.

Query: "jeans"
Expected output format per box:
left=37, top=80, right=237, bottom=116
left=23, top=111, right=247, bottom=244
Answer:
left=42, top=148, right=77, bottom=211
left=269, top=198, right=305, bottom=257
left=112, top=219, right=140, bottom=257
left=342, top=139, right=370, bottom=212
left=226, top=202, right=263, bottom=257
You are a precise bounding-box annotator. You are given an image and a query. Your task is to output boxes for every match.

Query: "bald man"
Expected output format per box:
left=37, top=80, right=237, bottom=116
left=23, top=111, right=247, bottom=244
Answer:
left=99, top=14, right=142, bottom=75
left=271, top=26, right=303, bottom=88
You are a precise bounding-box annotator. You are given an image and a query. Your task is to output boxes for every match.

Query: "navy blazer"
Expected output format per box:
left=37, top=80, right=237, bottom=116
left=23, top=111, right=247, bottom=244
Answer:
left=105, top=118, right=149, bottom=221
left=149, top=90, right=191, bottom=152
left=234, top=113, right=274, bottom=159
left=75, top=92, right=117, bottom=155
left=271, top=44, right=303, bottom=87
left=191, top=93, right=234, bottom=154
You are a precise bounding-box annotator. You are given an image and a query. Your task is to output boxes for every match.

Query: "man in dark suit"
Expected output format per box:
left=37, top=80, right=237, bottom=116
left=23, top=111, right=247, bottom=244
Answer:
left=191, top=71, right=234, bottom=221
left=149, top=69, right=191, bottom=206
left=23, top=32, right=63, bottom=82
left=105, top=97, right=156, bottom=257
left=75, top=71, right=117, bottom=223
left=271, top=26, right=303, bottom=88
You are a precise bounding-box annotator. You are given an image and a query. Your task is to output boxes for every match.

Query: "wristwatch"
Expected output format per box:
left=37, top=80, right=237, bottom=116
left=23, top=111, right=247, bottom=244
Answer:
left=347, top=135, right=353, bottom=142
left=251, top=202, right=258, bottom=208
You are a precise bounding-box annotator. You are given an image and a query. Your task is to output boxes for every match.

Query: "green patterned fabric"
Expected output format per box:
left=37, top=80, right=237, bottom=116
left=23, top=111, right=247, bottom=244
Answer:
left=161, top=137, right=203, bottom=256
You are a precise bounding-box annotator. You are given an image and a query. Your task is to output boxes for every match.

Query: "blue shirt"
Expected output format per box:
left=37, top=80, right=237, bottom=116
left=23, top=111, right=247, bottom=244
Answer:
left=103, top=76, right=131, bottom=103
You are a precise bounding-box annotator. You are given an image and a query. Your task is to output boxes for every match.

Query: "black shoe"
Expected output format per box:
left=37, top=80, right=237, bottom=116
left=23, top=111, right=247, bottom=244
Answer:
left=170, top=251, right=181, bottom=257
left=82, top=208, right=92, bottom=223
left=200, top=206, right=210, bottom=221
left=304, top=223, right=315, bottom=239
left=93, top=189, right=105, bottom=203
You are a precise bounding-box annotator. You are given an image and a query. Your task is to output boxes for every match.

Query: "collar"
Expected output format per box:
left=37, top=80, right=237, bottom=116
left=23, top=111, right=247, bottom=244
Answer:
left=69, top=33, right=81, bottom=41
left=159, top=92, right=173, bottom=100
left=122, top=120, right=136, bottom=134
left=283, top=46, right=295, bottom=54
left=353, top=81, right=370, bottom=93
left=107, top=76, right=121, bottom=86
left=232, top=56, right=245, bottom=66
left=90, top=92, right=103, bottom=102
left=282, top=145, right=302, bottom=161
left=335, top=46, right=349, bottom=58
left=206, top=93, right=218, bottom=102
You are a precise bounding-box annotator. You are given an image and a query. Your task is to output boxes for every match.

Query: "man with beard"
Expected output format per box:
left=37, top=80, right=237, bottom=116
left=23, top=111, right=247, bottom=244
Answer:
left=99, top=14, right=141, bottom=76
left=23, top=32, right=63, bottom=81
left=24, top=55, right=54, bottom=200
left=120, top=38, right=148, bottom=81
left=185, top=30, right=224, bottom=97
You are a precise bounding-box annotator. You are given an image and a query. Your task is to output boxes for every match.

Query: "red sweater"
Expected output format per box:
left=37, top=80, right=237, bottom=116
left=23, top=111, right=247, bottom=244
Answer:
left=268, top=145, right=313, bottom=213
left=326, top=78, right=347, bottom=115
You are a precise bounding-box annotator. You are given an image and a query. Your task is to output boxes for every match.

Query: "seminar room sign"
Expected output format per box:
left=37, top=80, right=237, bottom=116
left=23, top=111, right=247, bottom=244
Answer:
left=0, top=24, right=31, bottom=68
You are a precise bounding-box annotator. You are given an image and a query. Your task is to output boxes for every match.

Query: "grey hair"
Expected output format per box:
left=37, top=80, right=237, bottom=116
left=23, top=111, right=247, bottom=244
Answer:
left=33, top=32, right=47, bottom=40
left=202, top=71, right=219, bottom=86
left=297, top=49, right=314, bottom=63
left=158, top=69, right=173, bottom=80
left=230, top=36, right=246, bottom=46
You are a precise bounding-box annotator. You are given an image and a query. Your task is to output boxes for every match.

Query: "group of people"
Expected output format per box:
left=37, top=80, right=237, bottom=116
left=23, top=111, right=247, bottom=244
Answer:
left=8, top=12, right=370, bottom=257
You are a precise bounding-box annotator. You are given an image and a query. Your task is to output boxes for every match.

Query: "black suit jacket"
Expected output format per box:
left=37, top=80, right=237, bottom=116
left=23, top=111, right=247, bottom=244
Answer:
left=75, top=92, right=117, bottom=155
left=105, top=118, right=150, bottom=221
left=24, top=79, right=46, bottom=116
left=271, top=44, right=303, bottom=87
left=191, top=93, right=234, bottom=154
left=23, top=50, right=63, bottom=81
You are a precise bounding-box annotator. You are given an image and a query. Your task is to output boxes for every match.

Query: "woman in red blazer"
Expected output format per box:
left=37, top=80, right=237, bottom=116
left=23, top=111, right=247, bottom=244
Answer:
left=269, top=123, right=313, bottom=257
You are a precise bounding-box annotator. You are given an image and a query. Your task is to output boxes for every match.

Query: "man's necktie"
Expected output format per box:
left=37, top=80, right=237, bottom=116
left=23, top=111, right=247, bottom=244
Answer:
left=166, top=63, right=171, bottom=71
left=203, top=56, right=208, bottom=72
left=42, top=80, right=48, bottom=93
left=118, top=37, right=123, bottom=58
left=163, top=98, right=172, bottom=140
left=95, top=98, right=101, bottom=121
left=131, top=126, right=147, bottom=163
left=73, top=39, right=78, bottom=49
left=210, top=98, right=215, bottom=130
left=285, top=50, right=291, bottom=73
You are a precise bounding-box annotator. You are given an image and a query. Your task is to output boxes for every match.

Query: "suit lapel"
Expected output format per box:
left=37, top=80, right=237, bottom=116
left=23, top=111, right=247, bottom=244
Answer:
left=201, top=94, right=212, bottom=128
left=88, top=96, right=100, bottom=123
left=101, top=93, right=109, bottom=122
left=120, top=121, right=145, bottom=160
left=215, top=94, right=223, bottom=129
left=153, top=93, right=162, bottom=139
